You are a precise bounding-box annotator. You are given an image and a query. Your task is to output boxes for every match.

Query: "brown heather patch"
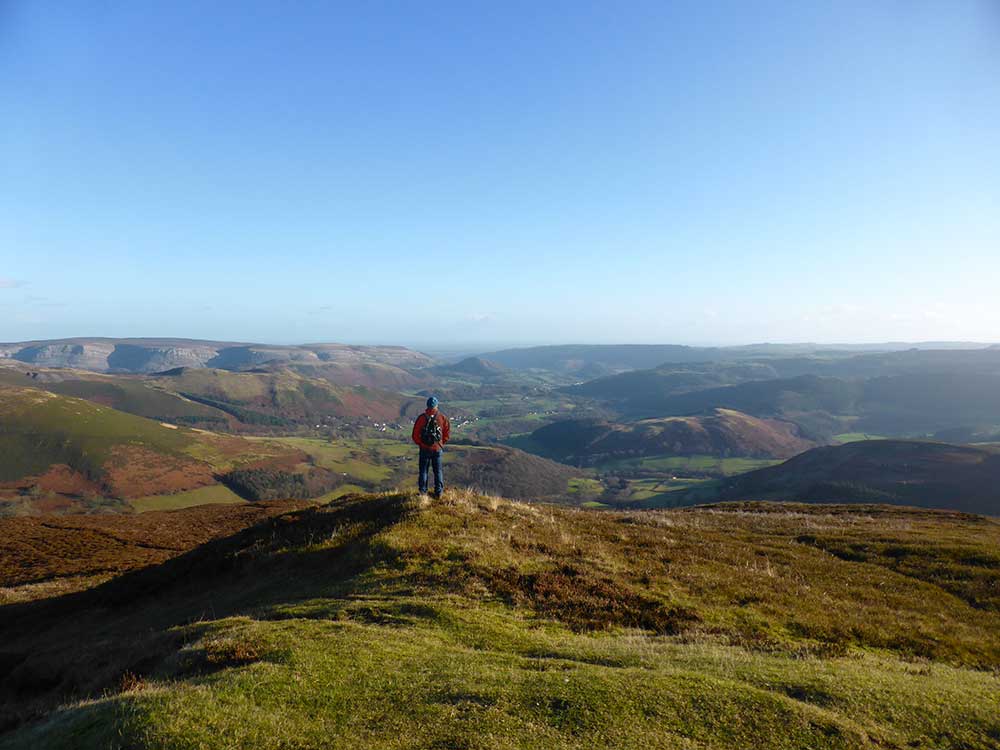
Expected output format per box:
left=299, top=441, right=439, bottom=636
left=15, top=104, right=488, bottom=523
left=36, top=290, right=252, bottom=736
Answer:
left=102, top=445, right=215, bottom=498
left=483, top=563, right=699, bottom=633
left=32, top=464, right=102, bottom=496
left=0, top=499, right=312, bottom=593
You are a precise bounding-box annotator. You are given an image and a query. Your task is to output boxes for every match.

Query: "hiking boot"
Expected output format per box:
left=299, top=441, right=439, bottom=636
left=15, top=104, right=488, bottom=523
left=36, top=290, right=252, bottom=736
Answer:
left=430, top=491, right=442, bottom=500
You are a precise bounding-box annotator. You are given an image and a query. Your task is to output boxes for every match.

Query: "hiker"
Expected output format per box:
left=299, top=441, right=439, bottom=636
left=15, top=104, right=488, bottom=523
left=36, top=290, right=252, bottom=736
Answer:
left=411, top=396, right=450, bottom=498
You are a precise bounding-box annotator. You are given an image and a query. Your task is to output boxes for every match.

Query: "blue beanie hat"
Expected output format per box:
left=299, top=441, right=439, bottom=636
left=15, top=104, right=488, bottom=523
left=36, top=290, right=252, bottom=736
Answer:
left=426, top=396, right=439, bottom=409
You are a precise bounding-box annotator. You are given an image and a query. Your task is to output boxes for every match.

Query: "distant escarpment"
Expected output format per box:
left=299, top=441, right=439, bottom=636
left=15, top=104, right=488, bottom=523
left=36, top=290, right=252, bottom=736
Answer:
left=0, top=338, right=434, bottom=388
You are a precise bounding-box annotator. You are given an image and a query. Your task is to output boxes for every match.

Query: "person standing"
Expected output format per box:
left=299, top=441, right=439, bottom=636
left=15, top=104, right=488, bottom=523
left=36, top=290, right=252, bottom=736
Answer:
left=411, top=396, right=450, bottom=498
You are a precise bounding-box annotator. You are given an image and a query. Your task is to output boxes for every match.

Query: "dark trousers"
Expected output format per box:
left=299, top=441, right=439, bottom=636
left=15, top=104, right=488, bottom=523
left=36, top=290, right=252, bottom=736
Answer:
left=418, top=449, right=444, bottom=494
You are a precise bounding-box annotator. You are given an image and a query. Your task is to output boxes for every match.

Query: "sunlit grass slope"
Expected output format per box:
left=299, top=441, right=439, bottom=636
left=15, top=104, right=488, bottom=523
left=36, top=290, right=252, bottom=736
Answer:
left=0, top=385, right=300, bottom=505
left=2, top=493, right=998, bottom=749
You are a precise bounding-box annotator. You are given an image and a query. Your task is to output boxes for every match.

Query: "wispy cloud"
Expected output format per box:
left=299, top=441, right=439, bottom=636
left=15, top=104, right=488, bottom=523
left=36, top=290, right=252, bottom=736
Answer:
left=24, top=295, right=66, bottom=308
left=465, top=312, right=495, bottom=324
left=0, top=277, right=24, bottom=289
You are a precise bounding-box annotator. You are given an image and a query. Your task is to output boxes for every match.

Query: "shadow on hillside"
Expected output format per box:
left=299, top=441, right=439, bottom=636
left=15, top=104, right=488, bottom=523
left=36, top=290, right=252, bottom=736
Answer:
left=0, top=493, right=412, bottom=734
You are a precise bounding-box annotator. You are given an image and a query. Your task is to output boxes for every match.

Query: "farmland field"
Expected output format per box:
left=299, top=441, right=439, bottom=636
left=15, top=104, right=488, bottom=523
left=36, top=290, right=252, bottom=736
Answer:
left=833, top=432, right=888, bottom=444
left=129, top=485, right=246, bottom=513
left=597, top=454, right=780, bottom=476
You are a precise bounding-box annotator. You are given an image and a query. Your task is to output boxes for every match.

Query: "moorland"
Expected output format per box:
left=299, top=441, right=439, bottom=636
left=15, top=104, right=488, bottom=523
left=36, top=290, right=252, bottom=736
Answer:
left=3, top=338, right=1000, bottom=748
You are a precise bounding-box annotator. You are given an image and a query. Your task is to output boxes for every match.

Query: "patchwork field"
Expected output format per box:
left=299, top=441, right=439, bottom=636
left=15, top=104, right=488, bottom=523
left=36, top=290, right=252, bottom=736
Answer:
left=129, top=485, right=246, bottom=513
left=597, top=454, right=780, bottom=477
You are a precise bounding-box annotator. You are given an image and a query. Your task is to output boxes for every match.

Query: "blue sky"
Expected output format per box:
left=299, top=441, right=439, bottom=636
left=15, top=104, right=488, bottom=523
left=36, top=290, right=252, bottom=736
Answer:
left=2, top=1, right=998, bottom=347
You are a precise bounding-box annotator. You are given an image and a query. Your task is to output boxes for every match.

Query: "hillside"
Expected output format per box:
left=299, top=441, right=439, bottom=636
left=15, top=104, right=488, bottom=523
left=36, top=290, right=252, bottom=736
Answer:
left=1, top=493, right=997, bottom=748
left=564, top=362, right=780, bottom=412
left=0, top=362, right=419, bottom=432
left=444, top=443, right=584, bottom=499
left=718, top=440, right=1000, bottom=515
left=0, top=499, right=310, bottom=600
left=0, top=338, right=434, bottom=387
left=0, top=385, right=308, bottom=513
left=479, top=344, right=735, bottom=375
left=149, top=367, right=416, bottom=427
left=762, top=346, right=1000, bottom=379
left=475, top=343, right=914, bottom=375
left=615, top=374, right=861, bottom=425
left=433, top=355, right=508, bottom=377
left=0, top=364, right=233, bottom=428
left=570, top=355, right=1000, bottom=439
left=524, top=409, right=814, bottom=466
left=0, top=384, right=586, bottom=514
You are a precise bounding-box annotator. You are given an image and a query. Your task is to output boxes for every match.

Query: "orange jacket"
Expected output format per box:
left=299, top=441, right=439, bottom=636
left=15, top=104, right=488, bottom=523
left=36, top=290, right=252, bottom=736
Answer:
left=412, top=408, right=450, bottom=451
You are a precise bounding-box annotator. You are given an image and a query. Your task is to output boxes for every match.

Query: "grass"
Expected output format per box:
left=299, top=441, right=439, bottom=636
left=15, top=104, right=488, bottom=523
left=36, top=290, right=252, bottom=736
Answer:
left=0, top=385, right=306, bottom=510
left=598, top=455, right=781, bottom=477
left=597, top=454, right=781, bottom=477
left=129, top=485, right=246, bottom=513
left=2, top=493, right=999, bottom=748
left=0, top=386, right=192, bottom=480
left=263, top=437, right=395, bottom=482
left=312, top=483, right=367, bottom=501
left=566, top=477, right=603, bottom=497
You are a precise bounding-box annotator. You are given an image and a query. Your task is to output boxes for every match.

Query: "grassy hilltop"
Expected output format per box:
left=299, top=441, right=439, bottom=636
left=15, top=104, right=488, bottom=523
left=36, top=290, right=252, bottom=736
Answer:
left=1, top=492, right=998, bottom=749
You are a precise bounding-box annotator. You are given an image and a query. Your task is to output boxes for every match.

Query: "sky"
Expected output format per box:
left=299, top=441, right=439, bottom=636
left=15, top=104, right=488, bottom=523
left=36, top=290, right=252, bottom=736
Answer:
left=2, top=1, right=999, bottom=347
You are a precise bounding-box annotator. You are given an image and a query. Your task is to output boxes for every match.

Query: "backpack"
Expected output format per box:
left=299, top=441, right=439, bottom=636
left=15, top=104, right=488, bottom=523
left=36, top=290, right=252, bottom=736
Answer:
left=420, top=413, right=443, bottom=447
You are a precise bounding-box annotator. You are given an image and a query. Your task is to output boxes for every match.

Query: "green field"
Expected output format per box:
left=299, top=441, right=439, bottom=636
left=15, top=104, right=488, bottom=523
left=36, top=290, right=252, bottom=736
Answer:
left=598, top=454, right=781, bottom=477
left=4, top=493, right=998, bottom=749
left=129, top=485, right=246, bottom=513
left=313, top=483, right=368, bottom=501
left=833, top=433, right=888, bottom=444
left=566, top=477, right=603, bottom=497
left=263, top=437, right=397, bottom=483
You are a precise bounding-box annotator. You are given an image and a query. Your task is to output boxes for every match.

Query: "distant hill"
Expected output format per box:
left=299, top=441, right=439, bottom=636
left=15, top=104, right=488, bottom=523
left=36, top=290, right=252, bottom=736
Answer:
left=565, top=362, right=780, bottom=412
left=0, top=363, right=418, bottom=432
left=653, top=374, right=861, bottom=414
left=524, top=409, right=813, bottom=466
left=633, top=372, right=1000, bottom=438
left=0, top=338, right=434, bottom=387
left=476, top=342, right=993, bottom=375
left=762, top=347, right=1000, bottom=380
left=642, top=375, right=861, bottom=440
left=149, top=367, right=417, bottom=427
left=444, top=443, right=583, bottom=500
left=718, top=440, right=1000, bottom=515
left=478, top=344, right=738, bottom=375
left=0, top=364, right=233, bottom=428
left=433, top=356, right=507, bottom=377
left=0, top=385, right=309, bottom=513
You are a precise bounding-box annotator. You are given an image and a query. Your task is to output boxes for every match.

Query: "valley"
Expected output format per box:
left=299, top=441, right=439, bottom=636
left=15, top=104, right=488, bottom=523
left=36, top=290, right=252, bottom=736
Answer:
left=5, top=339, right=1000, bottom=515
